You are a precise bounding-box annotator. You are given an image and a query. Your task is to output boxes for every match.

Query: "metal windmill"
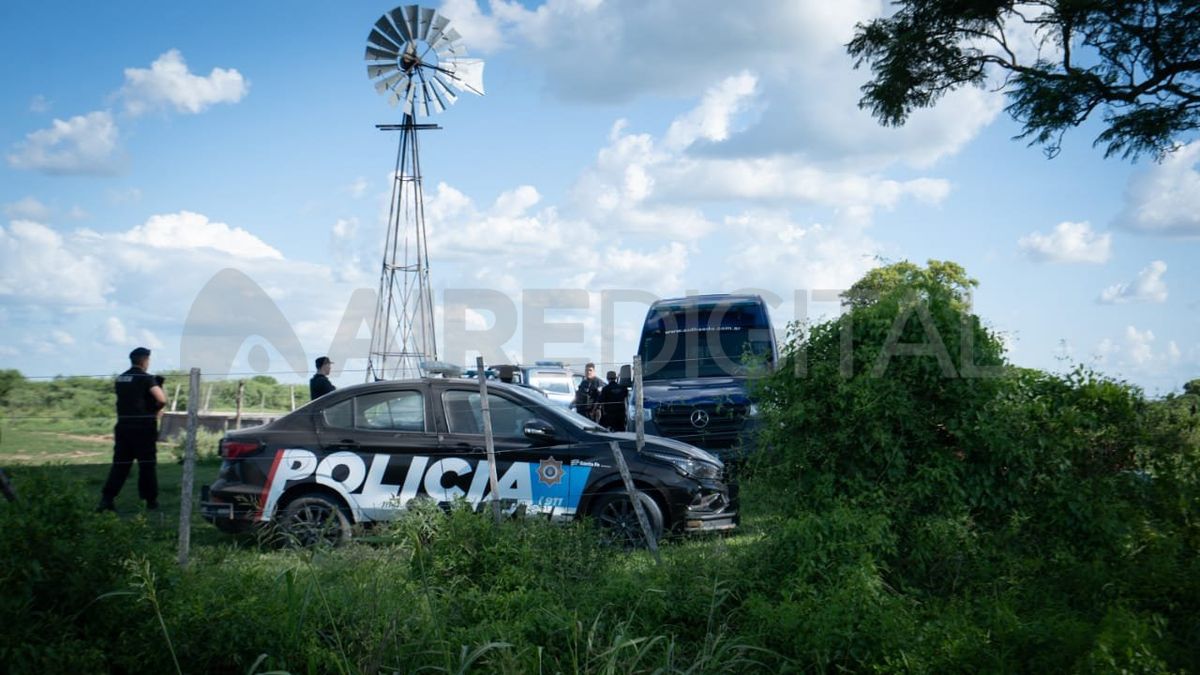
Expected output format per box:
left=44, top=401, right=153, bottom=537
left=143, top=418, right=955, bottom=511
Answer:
left=363, top=5, right=484, bottom=380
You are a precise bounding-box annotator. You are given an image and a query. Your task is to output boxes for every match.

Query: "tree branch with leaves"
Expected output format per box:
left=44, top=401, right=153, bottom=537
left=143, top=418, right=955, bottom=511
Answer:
left=847, top=0, right=1200, bottom=160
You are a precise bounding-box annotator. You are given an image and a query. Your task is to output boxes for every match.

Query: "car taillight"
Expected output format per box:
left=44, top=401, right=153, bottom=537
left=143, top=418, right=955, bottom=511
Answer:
left=220, top=440, right=262, bottom=460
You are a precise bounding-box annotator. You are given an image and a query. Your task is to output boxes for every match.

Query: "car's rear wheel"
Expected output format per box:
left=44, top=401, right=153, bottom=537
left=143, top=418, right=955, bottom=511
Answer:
left=590, top=490, right=663, bottom=549
left=280, top=493, right=351, bottom=547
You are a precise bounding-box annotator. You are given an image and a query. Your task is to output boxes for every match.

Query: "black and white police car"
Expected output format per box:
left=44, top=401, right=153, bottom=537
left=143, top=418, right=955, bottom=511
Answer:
left=201, top=378, right=737, bottom=545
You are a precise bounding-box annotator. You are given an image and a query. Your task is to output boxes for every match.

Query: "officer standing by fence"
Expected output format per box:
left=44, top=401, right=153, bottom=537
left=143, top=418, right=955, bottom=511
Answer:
left=98, top=347, right=166, bottom=512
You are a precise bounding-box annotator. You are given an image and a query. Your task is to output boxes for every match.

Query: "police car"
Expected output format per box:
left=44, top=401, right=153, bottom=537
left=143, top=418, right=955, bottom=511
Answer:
left=200, top=378, right=737, bottom=545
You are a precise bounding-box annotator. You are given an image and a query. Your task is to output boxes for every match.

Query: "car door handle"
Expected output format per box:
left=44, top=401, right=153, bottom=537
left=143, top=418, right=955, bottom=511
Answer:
left=336, top=439, right=361, bottom=449
left=454, top=442, right=484, bottom=452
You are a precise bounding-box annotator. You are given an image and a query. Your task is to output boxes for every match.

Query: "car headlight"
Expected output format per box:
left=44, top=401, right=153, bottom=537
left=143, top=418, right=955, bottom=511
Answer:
left=644, top=452, right=720, bottom=480
left=748, top=403, right=760, bottom=417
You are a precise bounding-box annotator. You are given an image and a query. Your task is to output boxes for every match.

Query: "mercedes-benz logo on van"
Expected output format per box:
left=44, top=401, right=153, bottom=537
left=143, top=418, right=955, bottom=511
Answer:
left=690, top=410, right=710, bottom=429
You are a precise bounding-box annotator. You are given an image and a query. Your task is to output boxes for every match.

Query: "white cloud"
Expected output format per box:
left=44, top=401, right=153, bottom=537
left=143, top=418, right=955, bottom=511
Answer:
left=571, top=91, right=949, bottom=242
left=120, top=49, right=249, bottom=116
left=439, top=0, right=508, bottom=53
left=108, top=187, right=143, bottom=204
left=1125, top=326, right=1155, bottom=365
left=331, top=217, right=366, bottom=283
left=0, top=220, right=111, bottom=308
left=663, top=71, right=759, bottom=151
left=486, top=0, right=1000, bottom=169
left=6, top=110, right=121, bottom=175
left=1093, top=326, right=1184, bottom=378
left=426, top=182, right=592, bottom=263
left=105, top=317, right=128, bottom=344
left=720, top=210, right=882, bottom=293
left=29, top=94, right=51, bottom=113
left=3, top=197, right=52, bottom=221
left=103, top=317, right=162, bottom=349
left=1114, top=142, right=1200, bottom=236
left=1099, top=261, right=1168, bottom=304
left=118, top=211, right=283, bottom=259
left=345, top=177, right=369, bottom=199
left=1018, top=221, right=1112, bottom=263
left=51, top=330, right=75, bottom=346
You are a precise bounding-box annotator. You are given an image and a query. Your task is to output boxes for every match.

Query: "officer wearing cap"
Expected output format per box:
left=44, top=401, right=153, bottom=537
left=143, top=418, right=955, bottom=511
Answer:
left=98, top=347, right=166, bottom=512
left=310, top=356, right=336, bottom=400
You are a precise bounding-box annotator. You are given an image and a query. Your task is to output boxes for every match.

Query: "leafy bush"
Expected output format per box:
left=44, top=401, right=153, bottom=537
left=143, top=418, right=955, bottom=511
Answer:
left=168, top=428, right=224, bottom=464
left=751, top=259, right=1200, bottom=670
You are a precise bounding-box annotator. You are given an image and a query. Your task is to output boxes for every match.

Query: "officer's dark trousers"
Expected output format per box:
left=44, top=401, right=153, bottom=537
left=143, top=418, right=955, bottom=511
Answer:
left=101, top=428, right=158, bottom=502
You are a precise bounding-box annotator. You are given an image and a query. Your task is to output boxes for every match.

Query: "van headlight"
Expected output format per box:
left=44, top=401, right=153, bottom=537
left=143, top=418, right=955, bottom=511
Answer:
left=644, top=452, right=720, bottom=480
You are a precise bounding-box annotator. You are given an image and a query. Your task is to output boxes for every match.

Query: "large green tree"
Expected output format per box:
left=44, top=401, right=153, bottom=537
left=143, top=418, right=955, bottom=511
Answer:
left=847, top=0, right=1200, bottom=159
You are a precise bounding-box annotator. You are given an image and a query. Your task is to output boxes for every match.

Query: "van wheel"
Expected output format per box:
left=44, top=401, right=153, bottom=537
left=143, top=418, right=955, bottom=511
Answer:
left=280, top=493, right=351, bottom=547
left=591, top=490, right=663, bottom=549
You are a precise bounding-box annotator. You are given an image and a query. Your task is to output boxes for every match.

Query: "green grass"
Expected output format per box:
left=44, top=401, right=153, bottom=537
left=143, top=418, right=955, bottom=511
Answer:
left=0, top=426, right=113, bottom=465
left=3, top=461, right=226, bottom=542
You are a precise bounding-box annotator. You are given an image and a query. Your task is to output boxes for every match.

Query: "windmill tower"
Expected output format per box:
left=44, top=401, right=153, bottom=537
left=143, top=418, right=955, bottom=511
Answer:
left=363, top=5, right=484, bottom=380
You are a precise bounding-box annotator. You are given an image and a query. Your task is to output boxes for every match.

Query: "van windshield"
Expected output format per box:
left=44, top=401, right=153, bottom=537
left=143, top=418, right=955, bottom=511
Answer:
left=639, top=303, right=773, bottom=381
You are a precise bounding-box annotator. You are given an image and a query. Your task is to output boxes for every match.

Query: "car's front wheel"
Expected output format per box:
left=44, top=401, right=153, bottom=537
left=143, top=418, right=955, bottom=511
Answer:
left=590, top=489, right=663, bottom=549
left=279, top=493, right=351, bottom=547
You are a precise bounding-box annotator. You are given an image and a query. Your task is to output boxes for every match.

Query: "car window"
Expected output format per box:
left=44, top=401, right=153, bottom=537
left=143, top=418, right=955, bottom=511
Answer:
left=357, top=390, right=426, bottom=432
left=322, top=398, right=354, bottom=429
left=442, top=390, right=548, bottom=437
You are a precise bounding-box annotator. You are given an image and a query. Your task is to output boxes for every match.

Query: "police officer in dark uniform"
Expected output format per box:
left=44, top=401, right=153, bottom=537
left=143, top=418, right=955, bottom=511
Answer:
left=98, top=347, right=166, bottom=512
left=573, top=362, right=603, bottom=422
left=598, top=370, right=629, bottom=432
left=310, top=356, right=336, bottom=400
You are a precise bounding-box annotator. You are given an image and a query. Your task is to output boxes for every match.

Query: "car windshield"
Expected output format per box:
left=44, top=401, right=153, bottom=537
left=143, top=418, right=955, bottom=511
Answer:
left=499, top=384, right=604, bottom=431
left=528, top=371, right=572, bottom=394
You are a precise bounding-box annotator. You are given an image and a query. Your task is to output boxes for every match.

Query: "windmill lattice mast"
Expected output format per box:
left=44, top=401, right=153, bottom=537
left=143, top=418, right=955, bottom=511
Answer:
left=362, top=5, right=484, bottom=381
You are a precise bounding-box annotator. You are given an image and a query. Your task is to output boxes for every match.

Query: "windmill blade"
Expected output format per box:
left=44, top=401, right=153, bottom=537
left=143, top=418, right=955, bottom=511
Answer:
left=368, top=62, right=400, bottom=79
left=417, top=7, right=435, bottom=40
left=430, top=74, right=458, bottom=106
left=444, top=58, right=485, bottom=96
left=374, top=15, right=405, bottom=48
left=414, top=69, right=434, bottom=115
left=366, top=45, right=399, bottom=62
left=426, top=14, right=451, bottom=48
left=365, top=6, right=483, bottom=112
left=374, top=70, right=409, bottom=94
left=388, top=6, right=414, bottom=43
left=367, top=28, right=401, bottom=53
left=402, top=5, right=421, bottom=42
left=388, top=79, right=414, bottom=108
left=434, top=41, right=461, bottom=61
left=417, top=69, right=446, bottom=114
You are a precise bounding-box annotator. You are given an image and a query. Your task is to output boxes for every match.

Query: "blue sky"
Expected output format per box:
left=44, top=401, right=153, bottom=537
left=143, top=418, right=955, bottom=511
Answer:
left=1, top=1, right=1197, bottom=394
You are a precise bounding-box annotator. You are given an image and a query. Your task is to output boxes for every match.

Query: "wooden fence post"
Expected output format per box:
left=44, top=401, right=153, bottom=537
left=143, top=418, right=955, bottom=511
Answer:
left=476, top=357, right=501, bottom=525
left=234, top=380, right=244, bottom=430
left=607, top=441, right=661, bottom=563
left=177, top=367, right=200, bottom=567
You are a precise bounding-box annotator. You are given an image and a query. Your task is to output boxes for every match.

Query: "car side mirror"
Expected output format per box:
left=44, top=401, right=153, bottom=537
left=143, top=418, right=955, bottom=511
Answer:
left=618, top=364, right=632, bottom=387
left=523, top=419, right=557, bottom=444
